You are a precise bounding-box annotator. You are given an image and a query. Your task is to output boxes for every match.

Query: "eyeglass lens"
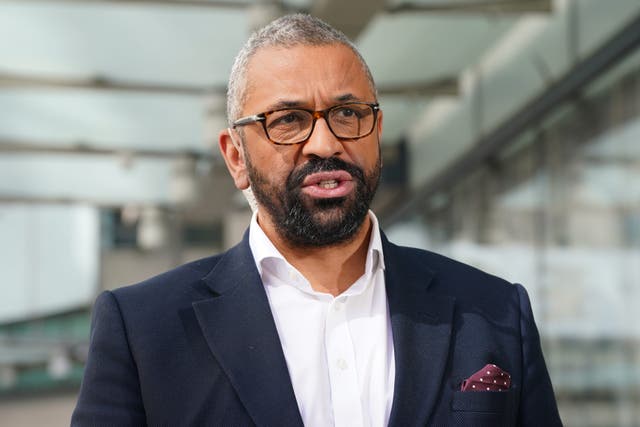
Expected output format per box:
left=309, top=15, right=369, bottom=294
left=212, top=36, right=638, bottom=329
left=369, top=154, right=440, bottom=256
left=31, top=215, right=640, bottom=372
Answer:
left=265, top=103, right=375, bottom=144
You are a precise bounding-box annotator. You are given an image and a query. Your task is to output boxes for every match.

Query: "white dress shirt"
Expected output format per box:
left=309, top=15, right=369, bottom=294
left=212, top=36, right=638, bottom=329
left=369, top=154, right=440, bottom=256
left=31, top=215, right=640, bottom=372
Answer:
left=249, top=211, right=395, bottom=427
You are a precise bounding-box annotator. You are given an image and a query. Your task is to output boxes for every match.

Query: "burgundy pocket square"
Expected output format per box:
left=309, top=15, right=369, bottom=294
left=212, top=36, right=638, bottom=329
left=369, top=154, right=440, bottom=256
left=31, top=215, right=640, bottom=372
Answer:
left=461, top=364, right=511, bottom=392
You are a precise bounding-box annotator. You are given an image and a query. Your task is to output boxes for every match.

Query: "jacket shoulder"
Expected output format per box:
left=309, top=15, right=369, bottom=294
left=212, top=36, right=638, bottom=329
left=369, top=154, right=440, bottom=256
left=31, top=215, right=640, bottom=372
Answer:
left=384, top=240, right=518, bottom=301
left=387, top=241, right=511, bottom=281
left=114, top=253, right=222, bottom=294
left=105, top=245, right=244, bottom=317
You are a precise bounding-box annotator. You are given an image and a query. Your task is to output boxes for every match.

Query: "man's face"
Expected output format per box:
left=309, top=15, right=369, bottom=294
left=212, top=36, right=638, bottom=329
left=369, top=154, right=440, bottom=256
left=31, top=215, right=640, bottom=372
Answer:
left=232, top=43, right=383, bottom=247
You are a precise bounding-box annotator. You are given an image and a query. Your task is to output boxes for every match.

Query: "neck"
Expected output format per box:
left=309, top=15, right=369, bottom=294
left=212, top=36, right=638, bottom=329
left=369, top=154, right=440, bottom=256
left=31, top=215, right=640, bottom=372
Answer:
left=258, top=213, right=373, bottom=297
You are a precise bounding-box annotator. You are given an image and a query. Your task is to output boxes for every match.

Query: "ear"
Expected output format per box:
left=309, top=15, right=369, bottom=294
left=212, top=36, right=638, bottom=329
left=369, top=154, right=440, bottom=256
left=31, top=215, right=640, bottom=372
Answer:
left=376, top=109, right=384, bottom=168
left=218, top=128, right=250, bottom=190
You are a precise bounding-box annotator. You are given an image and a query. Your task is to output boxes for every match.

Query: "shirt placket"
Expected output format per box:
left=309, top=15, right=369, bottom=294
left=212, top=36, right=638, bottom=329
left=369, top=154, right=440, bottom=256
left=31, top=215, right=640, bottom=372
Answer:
left=325, top=296, right=364, bottom=427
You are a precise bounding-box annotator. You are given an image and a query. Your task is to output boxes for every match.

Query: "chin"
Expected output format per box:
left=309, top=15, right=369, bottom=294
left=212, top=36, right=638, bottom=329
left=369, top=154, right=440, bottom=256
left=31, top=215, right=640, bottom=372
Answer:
left=308, top=197, right=350, bottom=218
left=310, top=208, right=348, bottom=226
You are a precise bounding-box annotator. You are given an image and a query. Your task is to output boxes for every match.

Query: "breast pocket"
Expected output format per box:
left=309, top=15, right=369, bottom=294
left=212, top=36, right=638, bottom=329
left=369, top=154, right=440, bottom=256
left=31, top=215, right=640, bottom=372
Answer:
left=450, top=388, right=518, bottom=427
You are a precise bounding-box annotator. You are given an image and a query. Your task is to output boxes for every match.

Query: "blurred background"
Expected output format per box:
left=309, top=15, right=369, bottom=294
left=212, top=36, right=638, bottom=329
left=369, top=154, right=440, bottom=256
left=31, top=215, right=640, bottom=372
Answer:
left=0, top=0, right=639, bottom=425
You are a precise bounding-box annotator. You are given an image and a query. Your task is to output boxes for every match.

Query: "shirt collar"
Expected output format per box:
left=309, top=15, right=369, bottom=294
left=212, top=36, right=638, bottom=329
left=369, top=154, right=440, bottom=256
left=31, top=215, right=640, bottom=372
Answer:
left=248, top=210, right=385, bottom=280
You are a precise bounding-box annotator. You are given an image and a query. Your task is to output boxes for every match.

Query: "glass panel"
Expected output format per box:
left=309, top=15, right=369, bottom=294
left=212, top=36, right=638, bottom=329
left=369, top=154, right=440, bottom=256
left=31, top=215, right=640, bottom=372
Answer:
left=0, top=204, right=99, bottom=323
left=392, top=42, right=640, bottom=427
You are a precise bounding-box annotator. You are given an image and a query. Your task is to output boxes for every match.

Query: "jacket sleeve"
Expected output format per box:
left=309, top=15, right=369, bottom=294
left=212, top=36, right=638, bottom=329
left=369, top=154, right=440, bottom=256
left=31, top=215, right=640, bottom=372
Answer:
left=71, top=291, right=147, bottom=426
left=515, top=283, right=563, bottom=426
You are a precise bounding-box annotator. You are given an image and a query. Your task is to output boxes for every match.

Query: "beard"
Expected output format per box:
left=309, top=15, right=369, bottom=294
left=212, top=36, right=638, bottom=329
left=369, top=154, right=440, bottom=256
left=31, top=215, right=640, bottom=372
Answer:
left=246, top=153, right=381, bottom=248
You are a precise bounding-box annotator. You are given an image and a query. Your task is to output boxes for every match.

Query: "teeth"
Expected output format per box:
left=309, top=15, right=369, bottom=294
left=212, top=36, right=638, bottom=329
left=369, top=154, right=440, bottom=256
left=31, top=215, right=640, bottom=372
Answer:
left=318, top=179, right=338, bottom=189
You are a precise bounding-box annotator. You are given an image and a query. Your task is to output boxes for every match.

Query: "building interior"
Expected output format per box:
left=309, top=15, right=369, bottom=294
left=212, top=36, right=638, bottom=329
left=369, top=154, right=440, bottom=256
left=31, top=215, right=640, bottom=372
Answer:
left=1, top=0, right=639, bottom=425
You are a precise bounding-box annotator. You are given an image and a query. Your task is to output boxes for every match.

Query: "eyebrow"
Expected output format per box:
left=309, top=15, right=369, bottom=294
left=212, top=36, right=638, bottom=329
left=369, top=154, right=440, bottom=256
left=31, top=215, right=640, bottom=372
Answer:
left=335, top=93, right=362, bottom=103
left=264, top=99, right=306, bottom=111
left=263, top=94, right=366, bottom=112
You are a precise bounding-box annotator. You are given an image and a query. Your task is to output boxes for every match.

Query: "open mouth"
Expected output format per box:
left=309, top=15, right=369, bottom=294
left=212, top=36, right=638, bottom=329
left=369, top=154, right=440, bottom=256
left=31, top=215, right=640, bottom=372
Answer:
left=318, top=179, right=339, bottom=189
left=301, top=170, right=354, bottom=198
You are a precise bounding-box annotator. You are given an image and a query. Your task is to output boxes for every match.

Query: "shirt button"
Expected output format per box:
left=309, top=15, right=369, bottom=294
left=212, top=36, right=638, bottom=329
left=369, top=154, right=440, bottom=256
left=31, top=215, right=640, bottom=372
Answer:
left=333, top=298, right=346, bottom=311
left=337, top=358, right=348, bottom=370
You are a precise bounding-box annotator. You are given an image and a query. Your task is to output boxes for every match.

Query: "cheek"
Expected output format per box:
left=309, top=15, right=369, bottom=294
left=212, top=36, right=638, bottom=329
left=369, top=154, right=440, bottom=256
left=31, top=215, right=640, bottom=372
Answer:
left=274, top=145, right=307, bottom=173
left=250, top=148, right=296, bottom=184
left=348, top=141, right=379, bottom=170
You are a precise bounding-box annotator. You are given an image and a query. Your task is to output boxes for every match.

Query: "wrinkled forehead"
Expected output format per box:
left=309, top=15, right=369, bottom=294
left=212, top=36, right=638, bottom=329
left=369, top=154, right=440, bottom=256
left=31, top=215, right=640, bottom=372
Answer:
left=242, top=43, right=375, bottom=110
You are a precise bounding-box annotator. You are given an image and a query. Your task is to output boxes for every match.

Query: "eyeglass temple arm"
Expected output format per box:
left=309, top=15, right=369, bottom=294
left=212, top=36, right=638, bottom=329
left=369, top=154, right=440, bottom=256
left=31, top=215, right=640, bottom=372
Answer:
left=233, top=114, right=266, bottom=127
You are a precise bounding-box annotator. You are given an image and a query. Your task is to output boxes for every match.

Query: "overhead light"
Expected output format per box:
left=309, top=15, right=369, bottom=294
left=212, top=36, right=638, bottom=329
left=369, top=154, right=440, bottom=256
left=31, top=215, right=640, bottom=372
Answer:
left=137, top=206, right=168, bottom=251
left=169, top=155, right=199, bottom=206
left=47, top=347, right=72, bottom=380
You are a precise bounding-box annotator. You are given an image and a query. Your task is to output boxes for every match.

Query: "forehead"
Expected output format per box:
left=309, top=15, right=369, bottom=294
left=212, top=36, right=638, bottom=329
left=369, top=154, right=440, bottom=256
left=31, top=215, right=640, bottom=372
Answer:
left=243, top=43, right=374, bottom=111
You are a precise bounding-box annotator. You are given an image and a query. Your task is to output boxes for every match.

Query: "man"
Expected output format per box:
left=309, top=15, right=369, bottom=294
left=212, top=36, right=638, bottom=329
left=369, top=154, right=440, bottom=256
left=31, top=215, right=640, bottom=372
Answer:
left=72, top=14, right=562, bottom=427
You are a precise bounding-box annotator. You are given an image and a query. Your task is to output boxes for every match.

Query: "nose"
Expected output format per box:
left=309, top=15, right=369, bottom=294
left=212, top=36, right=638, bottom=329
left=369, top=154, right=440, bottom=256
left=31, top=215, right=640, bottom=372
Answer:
left=300, top=116, right=344, bottom=159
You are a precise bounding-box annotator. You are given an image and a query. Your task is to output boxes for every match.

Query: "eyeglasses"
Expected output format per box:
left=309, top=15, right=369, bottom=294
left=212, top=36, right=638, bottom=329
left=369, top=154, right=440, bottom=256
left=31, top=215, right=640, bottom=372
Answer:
left=232, top=102, right=380, bottom=145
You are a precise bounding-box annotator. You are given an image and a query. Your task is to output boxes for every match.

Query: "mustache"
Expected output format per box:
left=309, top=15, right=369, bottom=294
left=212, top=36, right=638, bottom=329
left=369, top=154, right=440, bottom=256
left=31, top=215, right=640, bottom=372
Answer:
left=286, top=157, right=366, bottom=191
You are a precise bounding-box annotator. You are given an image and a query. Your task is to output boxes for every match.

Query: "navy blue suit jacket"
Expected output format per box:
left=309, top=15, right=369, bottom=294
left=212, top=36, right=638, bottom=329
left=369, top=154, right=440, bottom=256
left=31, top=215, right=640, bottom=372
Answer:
left=72, top=231, right=562, bottom=426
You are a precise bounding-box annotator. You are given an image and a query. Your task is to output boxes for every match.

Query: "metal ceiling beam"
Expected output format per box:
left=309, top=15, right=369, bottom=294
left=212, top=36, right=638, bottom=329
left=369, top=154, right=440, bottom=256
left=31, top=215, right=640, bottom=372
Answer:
left=388, top=0, right=552, bottom=14
left=381, top=10, right=640, bottom=226
left=0, top=71, right=457, bottom=97
left=0, top=72, right=225, bottom=96
left=310, top=0, right=386, bottom=40
left=0, top=0, right=256, bottom=9
left=2, top=0, right=551, bottom=14
left=0, top=138, right=216, bottom=161
left=0, top=194, right=123, bottom=207
left=379, top=77, right=458, bottom=97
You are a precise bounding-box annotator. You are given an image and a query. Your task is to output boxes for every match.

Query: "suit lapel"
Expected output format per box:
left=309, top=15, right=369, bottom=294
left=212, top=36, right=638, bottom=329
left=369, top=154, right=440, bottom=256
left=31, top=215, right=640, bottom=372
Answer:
left=192, top=235, right=303, bottom=427
left=190, top=230, right=455, bottom=426
left=383, top=236, right=456, bottom=427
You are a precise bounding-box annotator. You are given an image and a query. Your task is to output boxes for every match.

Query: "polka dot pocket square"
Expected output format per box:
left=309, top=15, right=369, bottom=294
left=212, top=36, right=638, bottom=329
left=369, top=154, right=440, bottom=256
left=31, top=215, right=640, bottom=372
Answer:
left=460, top=364, right=511, bottom=392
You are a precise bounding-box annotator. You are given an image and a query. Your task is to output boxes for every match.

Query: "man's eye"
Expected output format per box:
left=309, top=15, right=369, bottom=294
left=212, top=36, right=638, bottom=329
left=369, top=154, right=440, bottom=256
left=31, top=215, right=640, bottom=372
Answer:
left=334, top=105, right=371, bottom=120
left=280, top=113, right=300, bottom=124
left=269, top=111, right=306, bottom=127
left=336, top=107, right=356, bottom=118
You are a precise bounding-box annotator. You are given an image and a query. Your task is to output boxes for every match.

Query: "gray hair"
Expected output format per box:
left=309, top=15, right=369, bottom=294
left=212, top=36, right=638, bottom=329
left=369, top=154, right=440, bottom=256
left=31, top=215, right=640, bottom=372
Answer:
left=226, top=13, right=376, bottom=126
